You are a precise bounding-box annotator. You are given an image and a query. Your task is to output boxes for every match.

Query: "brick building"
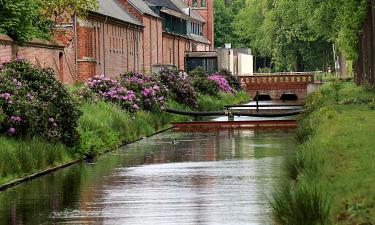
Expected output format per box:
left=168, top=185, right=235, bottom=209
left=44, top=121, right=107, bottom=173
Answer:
left=0, top=0, right=214, bottom=83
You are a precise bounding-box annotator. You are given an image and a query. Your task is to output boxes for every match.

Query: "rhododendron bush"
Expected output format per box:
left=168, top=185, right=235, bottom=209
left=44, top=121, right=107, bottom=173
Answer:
left=87, top=73, right=168, bottom=112
left=121, top=72, right=168, bottom=112
left=87, top=75, right=140, bottom=112
left=208, top=73, right=233, bottom=93
left=158, top=68, right=198, bottom=109
left=0, top=59, right=81, bottom=146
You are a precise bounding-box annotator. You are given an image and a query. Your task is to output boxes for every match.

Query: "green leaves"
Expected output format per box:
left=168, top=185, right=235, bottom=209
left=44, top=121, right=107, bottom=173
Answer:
left=37, top=0, right=98, bottom=23
left=0, top=0, right=97, bottom=42
left=231, top=0, right=370, bottom=71
left=0, top=0, right=50, bottom=42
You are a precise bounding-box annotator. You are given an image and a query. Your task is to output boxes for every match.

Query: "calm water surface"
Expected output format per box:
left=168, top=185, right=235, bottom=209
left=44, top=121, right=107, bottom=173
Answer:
left=0, top=126, right=297, bottom=225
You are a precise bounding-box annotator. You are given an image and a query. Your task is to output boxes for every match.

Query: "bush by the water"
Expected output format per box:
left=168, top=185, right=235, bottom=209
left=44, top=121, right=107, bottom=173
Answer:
left=158, top=68, right=198, bottom=109
left=87, top=75, right=140, bottom=112
left=217, top=69, right=242, bottom=91
left=120, top=72, right=167, bottom=112
left=0, top=59, right=81, bottom=146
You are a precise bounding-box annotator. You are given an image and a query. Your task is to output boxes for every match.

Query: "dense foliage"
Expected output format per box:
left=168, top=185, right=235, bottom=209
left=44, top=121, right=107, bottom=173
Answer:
left=87, top=75, right=140, bottom=112
left=0, top=0, right=97, bottom=42
left=216, top=0, right=371, bottom=71
left=158, top=68, right=198, bottom=109
left=37, top=0, right=97, bottom=23
left=120, top=72, right=168, bottom=112
left=0, top=0, right=51, bottom=42
left=0, top=59, right=81, bottom=146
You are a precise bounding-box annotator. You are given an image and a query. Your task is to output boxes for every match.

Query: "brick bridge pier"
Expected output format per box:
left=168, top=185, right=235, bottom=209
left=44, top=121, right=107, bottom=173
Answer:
left=239, top=73, right=315, bottom=100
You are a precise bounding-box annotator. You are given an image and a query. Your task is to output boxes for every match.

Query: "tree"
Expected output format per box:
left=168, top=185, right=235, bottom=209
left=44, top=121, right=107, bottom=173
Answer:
left=232, top=0, right=369, bottom=71
left=0, top=0, right=51, bottom=42
left=37, top=0, right=98, bottom=23
left=0, top=0, right=98, bottom=42
left=214, top=0, right=246, bottom=48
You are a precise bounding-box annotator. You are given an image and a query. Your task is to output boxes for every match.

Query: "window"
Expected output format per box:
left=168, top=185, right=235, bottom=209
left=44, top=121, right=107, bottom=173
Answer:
left=193, top=0, right=198, bottom=7
left=201, top=0, right=206, bottom=7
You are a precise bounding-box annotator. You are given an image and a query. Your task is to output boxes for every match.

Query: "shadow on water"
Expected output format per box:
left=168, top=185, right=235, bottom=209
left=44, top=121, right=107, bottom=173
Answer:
left=0, top=128, right=297, bottom=225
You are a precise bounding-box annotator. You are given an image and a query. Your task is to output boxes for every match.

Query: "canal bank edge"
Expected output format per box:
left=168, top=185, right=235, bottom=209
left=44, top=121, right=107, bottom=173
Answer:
left=271, top=81, right=375, bottom=225
left=0, top=126, right=173, bottom=192
left=0, top=92, right=249, bottom=191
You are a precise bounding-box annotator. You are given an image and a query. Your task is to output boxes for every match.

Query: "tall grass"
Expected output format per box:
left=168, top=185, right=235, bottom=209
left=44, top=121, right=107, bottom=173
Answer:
left=272, top=81, right=375, bottom=224
left=0, top=137, right=73, bottom=184
left=271, top=183, right=331, bottom=225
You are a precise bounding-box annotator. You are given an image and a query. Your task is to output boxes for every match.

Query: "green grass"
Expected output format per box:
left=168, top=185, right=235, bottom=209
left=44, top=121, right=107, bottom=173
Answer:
left=271, top=81, right=375, bottom=224
left=0, top=91, right=248, bottom=186
left=197, top=91, right=249, bottom=111
left=0, top=138, right=74, bottom=184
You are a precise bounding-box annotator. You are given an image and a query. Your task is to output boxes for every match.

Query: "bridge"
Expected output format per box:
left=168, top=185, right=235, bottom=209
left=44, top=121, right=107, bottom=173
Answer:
left=239, top=72, right=315, bottom=100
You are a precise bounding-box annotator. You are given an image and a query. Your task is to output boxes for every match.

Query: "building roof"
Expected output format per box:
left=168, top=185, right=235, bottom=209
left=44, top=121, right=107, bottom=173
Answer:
left=190, top=9, right=205, bottom=23
left=189, top=34, right=211, bottom=44
left=128, top=0, right=159, bottom=18
left=170, top=0, right=205, bottom=23
left=144, top=0, right=181, bottom=13
left=95, top=0, right=141, bottom=25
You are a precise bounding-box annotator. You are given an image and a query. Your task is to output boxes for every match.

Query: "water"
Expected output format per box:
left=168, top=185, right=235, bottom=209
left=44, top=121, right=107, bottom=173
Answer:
left=0, top=127, right=297, bottom=225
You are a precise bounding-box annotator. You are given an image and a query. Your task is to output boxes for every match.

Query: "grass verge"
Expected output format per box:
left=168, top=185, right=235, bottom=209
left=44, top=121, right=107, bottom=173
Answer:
left=271, top=81, right=375, bottom=224
left=0, top=91, right=247, bottom=186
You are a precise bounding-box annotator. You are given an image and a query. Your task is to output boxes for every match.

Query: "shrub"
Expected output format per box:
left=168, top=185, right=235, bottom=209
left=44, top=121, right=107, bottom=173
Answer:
left=158, top=67, right=197, bottom=109
left=120, top=72, right=168, bottom=112
left=208, top=73, right=233, bottom=93
left=69, top=83, right=100, bottom=104
left=218, top=69, right=242, bottom=91
left=87, top=75, right=140, bottom=112
left=189, top=67, right=206, bottom=79
left=0, top=59, right=81, bottom=146
left=193, top=77, right=220, bottom=96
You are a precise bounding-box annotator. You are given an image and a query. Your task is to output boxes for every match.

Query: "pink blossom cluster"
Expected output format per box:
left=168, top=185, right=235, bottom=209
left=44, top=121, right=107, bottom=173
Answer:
left=121, top=72, right=167, bottom=111
left=87, top=75, right=140, bottom=112
left=208, top=74, right=233, bottom=93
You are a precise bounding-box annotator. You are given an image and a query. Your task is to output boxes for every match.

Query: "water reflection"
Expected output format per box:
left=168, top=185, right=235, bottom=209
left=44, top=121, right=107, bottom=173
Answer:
left=0, top=129, right=297, bottom=225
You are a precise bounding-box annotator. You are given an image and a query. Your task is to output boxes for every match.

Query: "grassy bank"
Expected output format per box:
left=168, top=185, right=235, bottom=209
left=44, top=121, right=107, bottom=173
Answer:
left=0, top=91, right=249, bottom=186
left=271, top=81, right=375, bottom=225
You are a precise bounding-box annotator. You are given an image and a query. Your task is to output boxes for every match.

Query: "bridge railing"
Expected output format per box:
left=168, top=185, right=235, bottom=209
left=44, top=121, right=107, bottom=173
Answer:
left=239, top=73, right=315, bottom=86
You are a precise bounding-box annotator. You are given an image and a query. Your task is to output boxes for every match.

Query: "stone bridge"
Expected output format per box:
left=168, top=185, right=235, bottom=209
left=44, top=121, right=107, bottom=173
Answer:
left=239, top=73, right=315, bottom=100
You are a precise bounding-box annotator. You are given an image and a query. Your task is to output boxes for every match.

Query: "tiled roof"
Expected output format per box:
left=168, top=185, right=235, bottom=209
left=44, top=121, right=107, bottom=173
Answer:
left=170, top=0, right=205, bottom=22
left=189, top=34, right=211, bottom=44
left=128, top=0, right=159, bottom=18
left=95, top=0, right=141, bottom=25
left=144, top=0, right=181, bottom=13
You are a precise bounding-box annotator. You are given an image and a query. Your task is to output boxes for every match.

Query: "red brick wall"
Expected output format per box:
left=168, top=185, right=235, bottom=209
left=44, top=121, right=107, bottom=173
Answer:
left=162, top=33, right=191, bottom=71
left=0, top=35, right=71, bottom=83
left=186, top=0, right=214, bottom=49
left=75, top=18, right=143, bottom=81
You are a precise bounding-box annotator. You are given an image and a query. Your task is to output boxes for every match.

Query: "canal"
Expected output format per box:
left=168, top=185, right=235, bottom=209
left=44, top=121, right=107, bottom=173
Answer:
left=0, top=117, right=298, bottom=225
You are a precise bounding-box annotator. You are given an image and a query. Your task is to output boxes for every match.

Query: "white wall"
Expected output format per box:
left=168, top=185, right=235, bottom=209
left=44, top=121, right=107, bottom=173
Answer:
left=238, top=53, right=253, bottom=75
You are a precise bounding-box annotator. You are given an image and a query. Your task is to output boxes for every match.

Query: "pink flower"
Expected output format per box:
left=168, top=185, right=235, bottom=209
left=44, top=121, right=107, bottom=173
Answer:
left=8, top=127, right=16, bottom=134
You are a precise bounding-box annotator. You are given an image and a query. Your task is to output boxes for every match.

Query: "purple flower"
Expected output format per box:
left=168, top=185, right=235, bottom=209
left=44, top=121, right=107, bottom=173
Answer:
left=26, top=93, right=34, bottom=100
left=48, top=118, right=55, bottom=123
left=0, top=93, right=11, bottom=100
left=8, top=127, right=16, bottom=134
left=10, top=116, right=22, bottom=122
left=53, top=123, right=57, bottom=127
left=208, top=74, right=233, bottom=92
